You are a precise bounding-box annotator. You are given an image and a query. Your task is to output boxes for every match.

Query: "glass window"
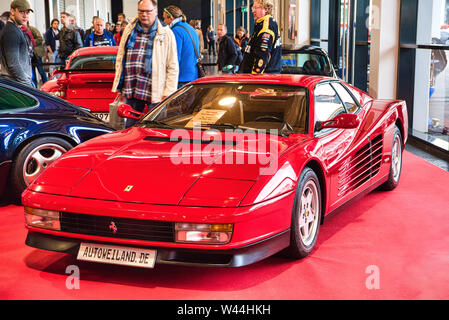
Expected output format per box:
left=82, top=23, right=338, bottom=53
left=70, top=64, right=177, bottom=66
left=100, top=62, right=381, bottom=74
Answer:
left=69, top=54, right=116, bottom=70
left=314, top=83, right=346, bottom=124
left=403, top=0, right=449, bottom=151
left=281, top=52, right=334, bottom=77
left=0, top=86, right=38, bottom=111
left=331, top=82, right=359, bottom=113
left=145, top=83, right=309, bottom=133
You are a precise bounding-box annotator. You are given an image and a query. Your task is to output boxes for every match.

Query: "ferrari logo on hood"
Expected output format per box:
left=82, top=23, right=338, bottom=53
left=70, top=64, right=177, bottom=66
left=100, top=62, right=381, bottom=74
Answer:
left=124, top=185, right=133, bottom=192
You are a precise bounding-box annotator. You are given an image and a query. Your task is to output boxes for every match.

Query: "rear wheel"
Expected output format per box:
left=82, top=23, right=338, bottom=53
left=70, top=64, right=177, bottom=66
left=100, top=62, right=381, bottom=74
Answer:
left=9, top=137, right=72, bottom=203
left=380, top=125, right=403, bottom=191
left=285, top=167, right=322, bottom=259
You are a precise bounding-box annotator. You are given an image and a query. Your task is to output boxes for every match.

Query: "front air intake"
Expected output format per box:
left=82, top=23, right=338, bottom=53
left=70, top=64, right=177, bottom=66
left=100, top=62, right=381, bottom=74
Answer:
left=60, top=212, right=175, bottom=242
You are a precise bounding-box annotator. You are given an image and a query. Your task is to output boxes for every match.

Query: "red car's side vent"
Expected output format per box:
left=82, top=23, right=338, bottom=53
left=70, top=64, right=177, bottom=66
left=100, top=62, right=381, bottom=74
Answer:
left=337, top=135, right=383, bottom=197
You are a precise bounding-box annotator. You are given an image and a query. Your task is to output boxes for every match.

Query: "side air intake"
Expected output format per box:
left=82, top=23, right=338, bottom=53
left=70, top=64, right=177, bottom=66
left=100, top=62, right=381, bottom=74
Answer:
left=337, top=135, right=383, bottom=197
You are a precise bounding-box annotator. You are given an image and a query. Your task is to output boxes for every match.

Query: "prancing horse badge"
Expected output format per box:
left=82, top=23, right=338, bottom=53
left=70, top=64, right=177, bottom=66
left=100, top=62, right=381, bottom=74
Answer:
left=124, top=185, right=133, bottom=192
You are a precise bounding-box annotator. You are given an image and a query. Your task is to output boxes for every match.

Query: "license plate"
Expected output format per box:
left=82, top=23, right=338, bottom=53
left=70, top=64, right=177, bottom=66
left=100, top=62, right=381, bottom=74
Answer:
left=92, top=112, right=110, bottom=122
left=77, top=243, right=157, bottom=268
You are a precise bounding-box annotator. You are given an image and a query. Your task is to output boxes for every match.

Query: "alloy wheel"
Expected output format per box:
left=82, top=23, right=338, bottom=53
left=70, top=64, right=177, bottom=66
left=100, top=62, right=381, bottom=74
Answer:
left=22, top=143, right=67, bottom=186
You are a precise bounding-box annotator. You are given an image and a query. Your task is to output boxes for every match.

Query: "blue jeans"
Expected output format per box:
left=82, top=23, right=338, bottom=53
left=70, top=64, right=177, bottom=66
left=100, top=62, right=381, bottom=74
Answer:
left=123, top=98, right=157, bottom=128
left=32, top=57, right=48, bottom=86
left=49, top=50, right=62, bottom=75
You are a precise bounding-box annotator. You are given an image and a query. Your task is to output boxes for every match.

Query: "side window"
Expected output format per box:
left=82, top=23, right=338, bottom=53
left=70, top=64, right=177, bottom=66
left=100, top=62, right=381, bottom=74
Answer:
left=331, top=82, right=359, bottom=114
left=314, top=83, right=345, bottom=126
left=0, top=86, right=38, bottom=111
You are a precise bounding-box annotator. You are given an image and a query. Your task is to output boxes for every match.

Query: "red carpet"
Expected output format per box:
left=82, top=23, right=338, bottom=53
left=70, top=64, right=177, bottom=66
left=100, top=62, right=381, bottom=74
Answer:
left=0, top=151, right=448, bottom=300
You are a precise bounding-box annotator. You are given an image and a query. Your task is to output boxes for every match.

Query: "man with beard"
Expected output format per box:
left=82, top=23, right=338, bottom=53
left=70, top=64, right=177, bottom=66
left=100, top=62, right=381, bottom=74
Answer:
left=0, top=0, right=34, bottom=86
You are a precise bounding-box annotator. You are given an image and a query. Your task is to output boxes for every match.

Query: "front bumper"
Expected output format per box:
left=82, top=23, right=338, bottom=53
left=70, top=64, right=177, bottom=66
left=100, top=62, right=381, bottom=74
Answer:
left=26, top=229, right=291, bottom=267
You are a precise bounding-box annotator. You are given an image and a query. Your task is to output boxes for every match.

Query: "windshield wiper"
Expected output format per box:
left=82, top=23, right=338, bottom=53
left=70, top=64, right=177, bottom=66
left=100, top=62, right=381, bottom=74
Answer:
left=139, top=119, right=175, bottom=129
left=279, top=122, right=295, bottom=137
left=254, top=116, right=295, bottom=137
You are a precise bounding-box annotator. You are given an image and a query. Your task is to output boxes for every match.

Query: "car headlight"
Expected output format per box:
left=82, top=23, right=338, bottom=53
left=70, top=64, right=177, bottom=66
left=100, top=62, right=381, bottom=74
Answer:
left=24, top=207, right=61, bottom=231
left=175, top=223, right=233, bottom=244
left=49, top=91, right=66, bottom=98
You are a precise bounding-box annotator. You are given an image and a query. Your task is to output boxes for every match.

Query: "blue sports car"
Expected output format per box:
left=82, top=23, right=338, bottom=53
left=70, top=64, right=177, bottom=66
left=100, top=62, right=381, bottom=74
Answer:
left=0, top=77, right=114, bottom=203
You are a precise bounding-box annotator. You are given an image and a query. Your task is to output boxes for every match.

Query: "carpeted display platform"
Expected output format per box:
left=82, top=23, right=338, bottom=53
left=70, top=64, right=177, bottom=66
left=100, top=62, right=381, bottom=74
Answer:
left=0, top=151, right=448, bottom=300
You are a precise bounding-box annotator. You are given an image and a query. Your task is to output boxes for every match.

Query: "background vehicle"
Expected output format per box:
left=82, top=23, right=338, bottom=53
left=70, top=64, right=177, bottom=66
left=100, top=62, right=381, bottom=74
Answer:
left=281, top=44, right=337, bottom=77
left=0, top=77, right=114, bottom=203
left=41, top=46, right=118, bottom=123
left=23, top=74, right=407, bottom=268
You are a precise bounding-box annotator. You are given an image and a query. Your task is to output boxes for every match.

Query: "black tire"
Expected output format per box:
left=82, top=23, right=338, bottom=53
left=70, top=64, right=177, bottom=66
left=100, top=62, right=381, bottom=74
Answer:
left=9, top=137, right=73, bottom=203
left=285, top=167, right=322, bottom=259
left=379, top=125, right=403, bottom=191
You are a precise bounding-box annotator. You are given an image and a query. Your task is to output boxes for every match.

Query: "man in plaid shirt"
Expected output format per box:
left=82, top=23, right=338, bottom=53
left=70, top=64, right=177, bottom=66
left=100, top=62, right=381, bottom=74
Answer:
left=112, top=0, right=179, bottom=128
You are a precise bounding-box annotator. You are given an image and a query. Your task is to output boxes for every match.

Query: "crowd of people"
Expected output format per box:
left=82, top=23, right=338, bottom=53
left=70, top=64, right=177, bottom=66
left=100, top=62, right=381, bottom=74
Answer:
left=0, top=0, right=282, bottom=125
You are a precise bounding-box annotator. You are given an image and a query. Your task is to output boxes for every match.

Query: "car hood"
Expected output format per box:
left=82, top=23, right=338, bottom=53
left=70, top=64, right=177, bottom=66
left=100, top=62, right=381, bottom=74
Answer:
left=30, top=127, right=304, bottom=206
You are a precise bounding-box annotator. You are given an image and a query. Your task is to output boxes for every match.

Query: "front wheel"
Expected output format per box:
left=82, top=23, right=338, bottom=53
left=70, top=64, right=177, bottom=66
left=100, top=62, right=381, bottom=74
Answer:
left=9, top=137, right=73, bottom=203
left=285, top=167, right=322, bottom=259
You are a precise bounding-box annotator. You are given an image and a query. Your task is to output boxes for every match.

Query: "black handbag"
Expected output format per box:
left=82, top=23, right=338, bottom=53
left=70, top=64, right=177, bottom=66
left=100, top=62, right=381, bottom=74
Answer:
left=175, top=24, right=206, bottom=78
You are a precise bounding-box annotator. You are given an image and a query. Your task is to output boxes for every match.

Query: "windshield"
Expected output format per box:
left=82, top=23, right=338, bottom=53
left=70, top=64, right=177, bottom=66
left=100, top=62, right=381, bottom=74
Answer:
left=142, top=83, right=309, bottom=134
left=281, top=52, right=334, bottom=77
left=69, top=54, right=116, bottom=70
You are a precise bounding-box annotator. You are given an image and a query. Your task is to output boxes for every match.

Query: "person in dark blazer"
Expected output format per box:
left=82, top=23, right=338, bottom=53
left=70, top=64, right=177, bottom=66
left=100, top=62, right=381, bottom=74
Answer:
left=216, top=24, right=239, bottom=72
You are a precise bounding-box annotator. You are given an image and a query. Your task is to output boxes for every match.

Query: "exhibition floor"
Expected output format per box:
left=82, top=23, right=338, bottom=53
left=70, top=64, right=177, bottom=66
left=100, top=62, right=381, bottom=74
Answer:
left=0, top=151, right=448, bottom=300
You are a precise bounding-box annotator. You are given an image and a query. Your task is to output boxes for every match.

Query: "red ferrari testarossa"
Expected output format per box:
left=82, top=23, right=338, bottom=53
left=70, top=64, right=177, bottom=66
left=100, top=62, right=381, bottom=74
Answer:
left=23, top=74, right=408, bottom=268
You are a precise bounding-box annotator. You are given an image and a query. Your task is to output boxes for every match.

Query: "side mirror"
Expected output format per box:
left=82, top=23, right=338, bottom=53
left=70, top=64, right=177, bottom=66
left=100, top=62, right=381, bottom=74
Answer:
left=56, top=77, right=68, bottom=86
left=316, top=113, right=360, bottom=131
left=117, top=104, right=144, bottom=120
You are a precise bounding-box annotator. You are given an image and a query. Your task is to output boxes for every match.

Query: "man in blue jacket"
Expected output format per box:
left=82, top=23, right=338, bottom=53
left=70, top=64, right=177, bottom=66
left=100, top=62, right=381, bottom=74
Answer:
left=162, top=5, right=200, bottom=88
left=84, top=17, right=116, bottom=47
left=0, top=0, right=34, bottom=86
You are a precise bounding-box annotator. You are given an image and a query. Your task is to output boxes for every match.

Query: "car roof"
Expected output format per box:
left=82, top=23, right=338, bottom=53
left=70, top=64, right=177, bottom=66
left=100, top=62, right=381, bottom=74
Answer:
left=70, top=46, right=119, bottom=58
left=0, top=76, right=105, bottom=117
left=0, top=75, right=39, bottom=91
left=282, top=44, right=329, bottom=55
left=191, top=74, right=335, bottom=89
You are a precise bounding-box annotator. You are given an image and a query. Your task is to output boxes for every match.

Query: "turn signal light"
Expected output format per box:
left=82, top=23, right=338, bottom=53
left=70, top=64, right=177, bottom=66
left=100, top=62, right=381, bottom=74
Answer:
left=175, top=223, right=233, bottom=244
left=24, top=206, right=61, bottom=231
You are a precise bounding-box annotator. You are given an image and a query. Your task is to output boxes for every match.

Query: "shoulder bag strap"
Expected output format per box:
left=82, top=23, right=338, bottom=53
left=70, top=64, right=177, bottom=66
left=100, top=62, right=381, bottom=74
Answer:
left=174, top=24, right=201, bottom=61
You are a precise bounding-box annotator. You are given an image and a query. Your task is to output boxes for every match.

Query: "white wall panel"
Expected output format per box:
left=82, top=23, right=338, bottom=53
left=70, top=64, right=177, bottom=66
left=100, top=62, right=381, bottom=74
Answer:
left=0, top=1, right=10, bottom=15
left=123, top=0, right=139, bottom=23
left=29, top=0, right=46, bottom=34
